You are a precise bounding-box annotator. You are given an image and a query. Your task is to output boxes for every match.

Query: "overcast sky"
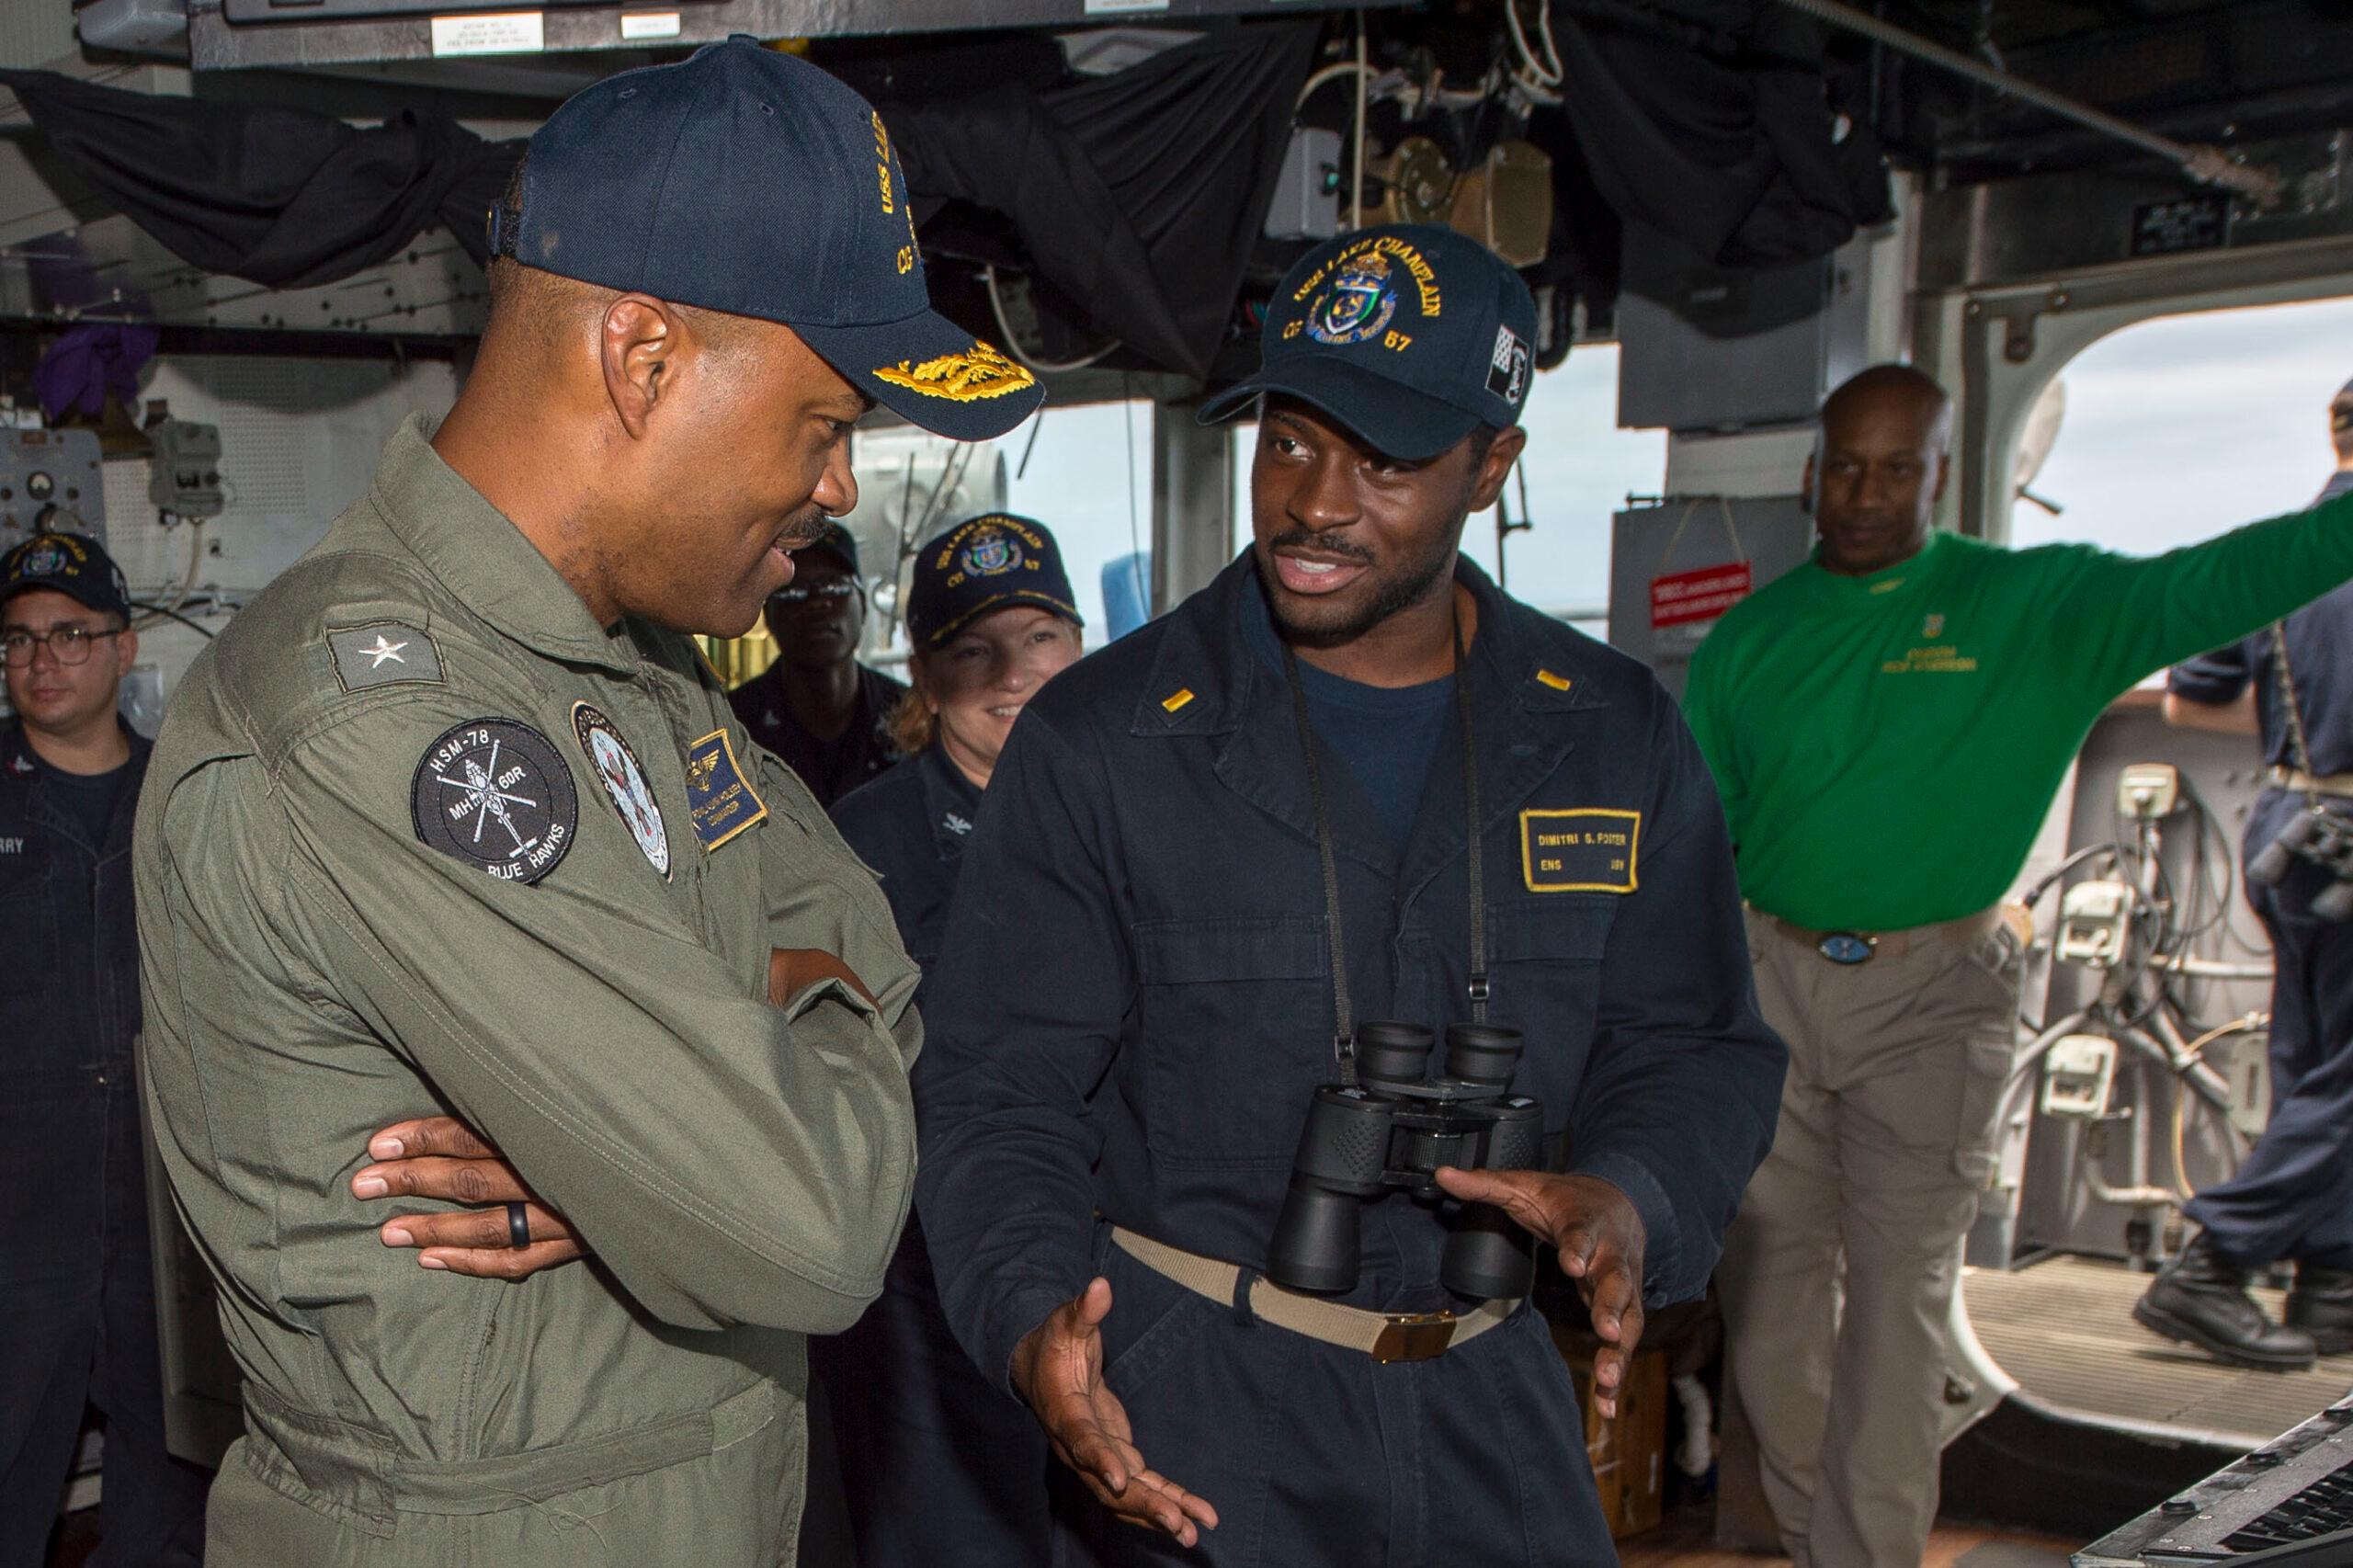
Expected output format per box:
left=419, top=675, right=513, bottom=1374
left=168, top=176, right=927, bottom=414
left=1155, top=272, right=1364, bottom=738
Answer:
left=967, top=293, right=2353, bottom=647
left=2011, top=295, right=2353, bottom=553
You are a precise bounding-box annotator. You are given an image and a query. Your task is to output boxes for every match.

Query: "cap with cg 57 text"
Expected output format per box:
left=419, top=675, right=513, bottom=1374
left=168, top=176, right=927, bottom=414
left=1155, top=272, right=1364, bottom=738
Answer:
left=1, top=530, right=131, bottom=620
left=494, top=36, right=1043, bottom=442
left=1199, top=223, right=1537, bottom=461
left=907, top=514, right=1083, bottom=650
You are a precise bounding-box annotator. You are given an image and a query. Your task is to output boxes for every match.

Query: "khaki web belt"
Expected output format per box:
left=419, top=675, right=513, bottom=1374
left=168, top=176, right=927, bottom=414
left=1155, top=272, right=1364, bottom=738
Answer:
left=1110, top=1227, right=1520, bottom=1364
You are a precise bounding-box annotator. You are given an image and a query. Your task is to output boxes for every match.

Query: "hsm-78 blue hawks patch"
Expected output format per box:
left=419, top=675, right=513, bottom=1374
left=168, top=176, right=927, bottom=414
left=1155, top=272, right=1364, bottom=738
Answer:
left=411, top=719, right=576, bottom=884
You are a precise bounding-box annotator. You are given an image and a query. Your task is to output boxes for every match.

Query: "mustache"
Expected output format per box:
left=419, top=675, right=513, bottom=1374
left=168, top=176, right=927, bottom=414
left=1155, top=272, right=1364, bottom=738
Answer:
left=775, top=510, right=834, bottom=550
left=1262, top=528, right=1372, bottom=564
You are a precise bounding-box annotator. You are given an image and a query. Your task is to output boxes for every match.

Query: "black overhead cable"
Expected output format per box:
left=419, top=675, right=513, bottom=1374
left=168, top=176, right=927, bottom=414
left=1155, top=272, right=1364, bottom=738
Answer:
left=1767, top=0, right=2282, bottom=205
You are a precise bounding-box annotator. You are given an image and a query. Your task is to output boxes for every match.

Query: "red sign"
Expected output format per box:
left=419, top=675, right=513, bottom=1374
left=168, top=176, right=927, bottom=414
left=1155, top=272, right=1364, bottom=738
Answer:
left=1650, top=561, right=1753, bottom=631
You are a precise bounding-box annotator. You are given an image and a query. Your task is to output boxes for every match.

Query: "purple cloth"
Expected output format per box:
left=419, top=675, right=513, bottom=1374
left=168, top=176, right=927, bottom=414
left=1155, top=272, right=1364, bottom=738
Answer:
left=33, top=323, right=159, bottom=421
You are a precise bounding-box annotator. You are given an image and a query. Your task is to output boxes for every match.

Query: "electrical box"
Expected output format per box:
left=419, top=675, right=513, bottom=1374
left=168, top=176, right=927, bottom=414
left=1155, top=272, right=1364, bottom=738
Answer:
left=2228, top=1030, right=2273, bottom=1141
left=148, top=420, right=226, bottom=522
left=2117, top=762, right=2181, bottom=820
left=0, top=427, right=106, bottom=555
left=1266, top=127, right=1342, bottom=242
left=2040, top=1034, right=2119, bottom=1120
left=2056, top=880, right=2134, bottom=968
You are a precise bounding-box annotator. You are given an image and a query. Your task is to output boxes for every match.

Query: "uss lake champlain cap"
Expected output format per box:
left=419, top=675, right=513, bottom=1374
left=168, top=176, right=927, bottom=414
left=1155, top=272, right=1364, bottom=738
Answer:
left=1199, top=222, right=1539, bottom=462
left=0, top=530, right=131, bottom=621
left=493, top=36, right=1044, bottom=442
left=906, top=514, right=1084, bottom=651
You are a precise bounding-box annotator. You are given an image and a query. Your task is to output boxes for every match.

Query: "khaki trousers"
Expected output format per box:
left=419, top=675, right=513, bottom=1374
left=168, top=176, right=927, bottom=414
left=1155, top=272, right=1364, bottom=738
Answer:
left=1717, top=908, right=2019, bottom=1568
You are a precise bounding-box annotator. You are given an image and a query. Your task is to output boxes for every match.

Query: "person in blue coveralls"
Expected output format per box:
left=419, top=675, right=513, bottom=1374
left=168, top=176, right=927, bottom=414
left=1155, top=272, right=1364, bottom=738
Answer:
left=822, top=513, right=1086, bottom=1566
left=2138, top=378, right=2353, bottom=1367
left=913, top=223, right=1788, bottom=1565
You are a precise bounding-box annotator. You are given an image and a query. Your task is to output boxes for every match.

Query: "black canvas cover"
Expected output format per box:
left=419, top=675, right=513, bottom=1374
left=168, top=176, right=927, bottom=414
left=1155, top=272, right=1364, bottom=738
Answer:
left=0, top=70, right=519, bottom=288
left=881, top=22, right=1318, bottom=380
left=3, top=28, right=1310, bottom=381
left=1551, top=0, right=1891, bottom=268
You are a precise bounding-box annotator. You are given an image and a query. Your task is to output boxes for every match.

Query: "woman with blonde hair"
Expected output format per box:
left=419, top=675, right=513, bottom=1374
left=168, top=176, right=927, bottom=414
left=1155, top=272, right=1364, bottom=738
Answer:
left=820, top=512, right=1086, bottom=1565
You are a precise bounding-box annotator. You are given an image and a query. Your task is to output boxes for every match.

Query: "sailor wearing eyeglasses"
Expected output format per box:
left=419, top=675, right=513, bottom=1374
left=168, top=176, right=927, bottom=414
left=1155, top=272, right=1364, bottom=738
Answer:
left=728, top=519, right=908, bottom=806
left=0, top=529, right=208, bottom=1565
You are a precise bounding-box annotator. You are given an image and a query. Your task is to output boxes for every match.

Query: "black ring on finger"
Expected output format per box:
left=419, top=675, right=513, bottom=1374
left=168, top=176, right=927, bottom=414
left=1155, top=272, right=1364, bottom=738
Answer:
left=506, top=1200, right=530, bottom=1251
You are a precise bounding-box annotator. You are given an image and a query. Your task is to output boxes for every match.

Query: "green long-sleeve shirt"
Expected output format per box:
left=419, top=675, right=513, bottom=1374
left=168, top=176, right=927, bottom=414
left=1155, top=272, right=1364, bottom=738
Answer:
left=1681, top=491, right=2353, bottom=932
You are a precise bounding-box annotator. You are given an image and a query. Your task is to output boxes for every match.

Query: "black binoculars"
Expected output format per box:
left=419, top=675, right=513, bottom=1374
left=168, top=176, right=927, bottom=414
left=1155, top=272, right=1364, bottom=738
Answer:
left=2249, top=807, right=2353, bottom=922
left=1266, top=1021, right=1545, bottom=1301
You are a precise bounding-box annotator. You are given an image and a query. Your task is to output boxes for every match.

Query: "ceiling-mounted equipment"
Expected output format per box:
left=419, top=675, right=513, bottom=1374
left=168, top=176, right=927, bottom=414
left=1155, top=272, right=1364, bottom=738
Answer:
left=1369, top=136, right=1455, bottom=228
left=1448, top=142, right=1552, bottom=269
left=188, top=0, right=1415, bottom=73
left=1767, top=0, right=2281, bottom=207
left=1267, top=127, right=1344, bottom=242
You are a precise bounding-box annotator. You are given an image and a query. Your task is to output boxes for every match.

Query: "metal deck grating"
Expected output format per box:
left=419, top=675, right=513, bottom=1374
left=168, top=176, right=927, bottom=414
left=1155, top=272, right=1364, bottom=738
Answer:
left=1964, top=1256, right=2353, bottom=1446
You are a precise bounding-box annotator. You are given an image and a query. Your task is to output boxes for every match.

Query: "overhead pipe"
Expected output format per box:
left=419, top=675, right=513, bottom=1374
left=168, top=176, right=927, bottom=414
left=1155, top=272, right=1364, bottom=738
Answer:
left=1768, top=0, right=2282, bottom=207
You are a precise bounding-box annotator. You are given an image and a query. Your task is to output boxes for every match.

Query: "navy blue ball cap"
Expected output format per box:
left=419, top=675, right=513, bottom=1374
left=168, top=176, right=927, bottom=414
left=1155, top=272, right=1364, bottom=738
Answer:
left=1, top=530, right=130, bottom=620
left=907, top=513, right=1083, bottom=650
left=790, top=521, right=860, bottom=582
left=502, top=37, right=1043, bottom=442
left=1199, top=224, right=1538, bottom=461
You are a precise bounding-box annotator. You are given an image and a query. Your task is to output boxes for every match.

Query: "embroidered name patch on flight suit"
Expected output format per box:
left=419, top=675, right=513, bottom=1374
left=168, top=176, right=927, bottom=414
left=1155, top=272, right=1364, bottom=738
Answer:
left=685, top=728, right=767, bottom=850
left=1520, top=808, right=1641, bottom=893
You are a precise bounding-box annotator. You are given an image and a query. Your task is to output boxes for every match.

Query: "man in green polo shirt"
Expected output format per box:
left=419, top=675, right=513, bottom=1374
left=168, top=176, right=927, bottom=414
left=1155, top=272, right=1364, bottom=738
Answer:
left=1686, top=364, right=2353, bottom=1568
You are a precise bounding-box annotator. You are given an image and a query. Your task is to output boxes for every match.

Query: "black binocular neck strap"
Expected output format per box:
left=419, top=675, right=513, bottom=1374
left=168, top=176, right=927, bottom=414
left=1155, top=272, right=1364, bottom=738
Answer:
left=2272, top=621, right=2325, bottom=812
left=1459, top=615, right=1489, bottom=1025
left=1283, top=641, right=1359, bottom=1086
left=1279, top=605, right=1490, bottom=1085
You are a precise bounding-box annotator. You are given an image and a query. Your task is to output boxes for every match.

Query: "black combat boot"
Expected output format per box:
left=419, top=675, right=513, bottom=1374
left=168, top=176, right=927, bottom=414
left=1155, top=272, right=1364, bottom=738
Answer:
left=2288, top=1265, right=2353, bottom=1357
left=2132, top=1233, right=2318, bottom=1370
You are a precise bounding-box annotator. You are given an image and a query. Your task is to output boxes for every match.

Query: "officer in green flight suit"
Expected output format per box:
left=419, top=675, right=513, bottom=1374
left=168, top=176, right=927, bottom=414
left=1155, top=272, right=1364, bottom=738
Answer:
left=131, top=39, right=1041, bottom=1566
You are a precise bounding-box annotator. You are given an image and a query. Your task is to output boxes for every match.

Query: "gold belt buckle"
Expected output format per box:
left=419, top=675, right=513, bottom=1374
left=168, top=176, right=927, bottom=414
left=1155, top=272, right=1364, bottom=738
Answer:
left=1371, top=1311, right=1459, bottom=1363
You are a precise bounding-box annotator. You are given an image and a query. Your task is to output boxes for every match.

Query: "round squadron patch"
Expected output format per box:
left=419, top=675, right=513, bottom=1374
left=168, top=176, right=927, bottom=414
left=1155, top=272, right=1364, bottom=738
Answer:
left=571, top=701, right=669, bottom=880
left=410, top=719, right=577, bottom=885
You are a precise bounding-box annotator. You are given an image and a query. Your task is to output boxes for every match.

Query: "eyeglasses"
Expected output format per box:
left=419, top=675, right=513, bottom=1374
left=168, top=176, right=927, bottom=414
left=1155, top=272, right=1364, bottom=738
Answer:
left=770, top=580, right=858, bottom=606
left=1, top=625, right=123, bottom=668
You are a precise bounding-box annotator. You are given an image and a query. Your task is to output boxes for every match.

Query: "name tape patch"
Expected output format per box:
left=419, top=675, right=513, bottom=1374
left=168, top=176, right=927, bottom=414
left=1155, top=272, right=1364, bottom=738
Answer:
left=1521, top=808, right=1641, bottom=894
left=411, top=719, right=576, bottom=884
left=685, top=727, right=767, bottom=851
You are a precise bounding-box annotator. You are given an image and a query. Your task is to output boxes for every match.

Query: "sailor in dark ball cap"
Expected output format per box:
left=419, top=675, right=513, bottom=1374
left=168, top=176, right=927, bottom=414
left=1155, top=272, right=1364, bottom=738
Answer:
left=820, top=512, right=1084, bottom=1567
left=729, top=520, right=910, bottom=807
left=0, top=530, right=209, bottom=1568
left=910, top=224, right=1785, bottom=1565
